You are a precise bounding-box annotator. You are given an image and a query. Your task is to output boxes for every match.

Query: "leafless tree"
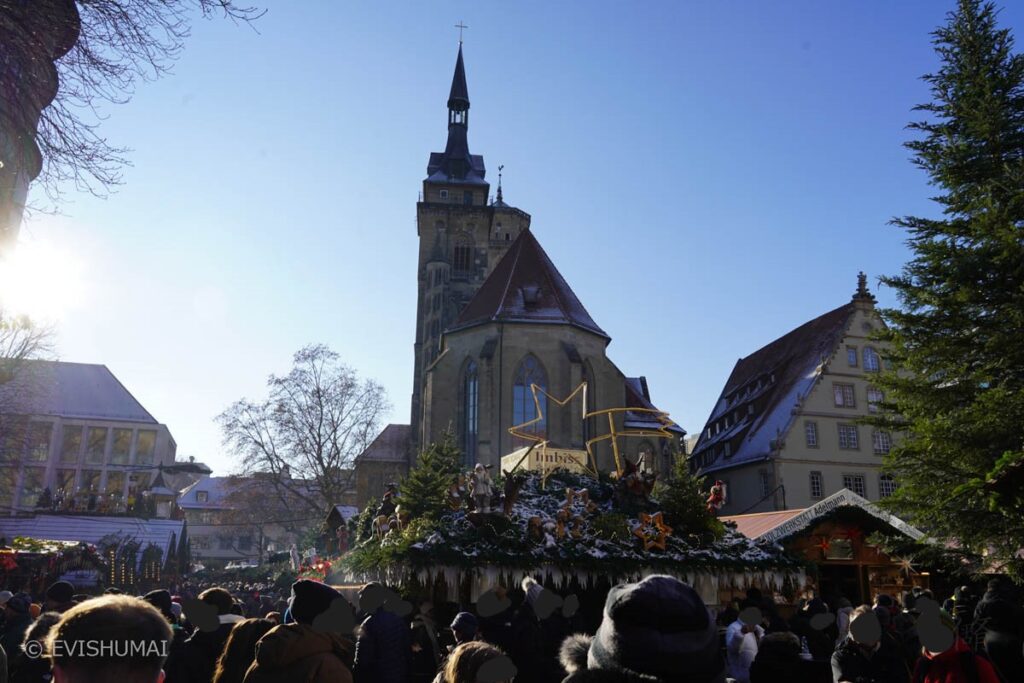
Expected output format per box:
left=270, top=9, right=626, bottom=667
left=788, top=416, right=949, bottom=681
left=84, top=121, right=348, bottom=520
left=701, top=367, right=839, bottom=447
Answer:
left=1, top=0, right=263, bottom=208
left=217, top=473, right=319, bottom=563
left=0, top=309, right=55, bottom=468
left=218, top=344, right=389, bottom=524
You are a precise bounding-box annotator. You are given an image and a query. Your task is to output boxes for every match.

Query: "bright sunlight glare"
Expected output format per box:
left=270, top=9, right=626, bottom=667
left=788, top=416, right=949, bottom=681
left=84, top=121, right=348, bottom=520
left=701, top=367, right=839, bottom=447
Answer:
left=0, top=237, right=87, bottom=322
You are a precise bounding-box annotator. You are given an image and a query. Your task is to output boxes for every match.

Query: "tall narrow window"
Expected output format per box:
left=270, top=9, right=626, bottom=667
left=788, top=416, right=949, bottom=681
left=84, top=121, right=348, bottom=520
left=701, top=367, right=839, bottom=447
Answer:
left=810, top=471, right=823, bottom=499
left=838, top=424, right=860, bottom=449
left=805, top=421, right=818, bottom=447
left=867, top=387, right=884, bottom=414
left=863, top=347, right=881, bottom=372
left=512, top=355, right=547, bottom=443
left=872, top=430, right=892, bottom=455
left=847, top=346, right=858, bottom=367
left=463, top=362, right=479, bottom=466
left=453, top=242, right=472, bottom=274
left=60, top=426, right=82, bottom=464
left=759, top=470, right=772, bottom=498
left=879, top=474, right=898, bottom=498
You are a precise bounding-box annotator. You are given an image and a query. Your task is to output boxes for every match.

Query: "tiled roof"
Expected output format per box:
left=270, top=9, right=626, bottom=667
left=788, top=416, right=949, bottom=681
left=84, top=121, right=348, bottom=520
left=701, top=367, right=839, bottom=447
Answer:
left=692, top=302, right=854, bottom=473
left=178, top=476, right=233, bottom=509
left=356, top=424, right=411, bottom=463
left=0, top=514, right=184, bottom=565
left=451, top=230, right=608, bottom=339
left=0, top=360, right=157, bottom=423
left=721, top=509, right=805, bottom=541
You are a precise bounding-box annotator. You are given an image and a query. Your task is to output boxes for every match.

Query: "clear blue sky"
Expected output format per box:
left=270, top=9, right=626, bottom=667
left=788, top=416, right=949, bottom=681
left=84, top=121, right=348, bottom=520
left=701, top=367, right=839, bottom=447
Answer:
left=10, top=1, right=1024, bottom=474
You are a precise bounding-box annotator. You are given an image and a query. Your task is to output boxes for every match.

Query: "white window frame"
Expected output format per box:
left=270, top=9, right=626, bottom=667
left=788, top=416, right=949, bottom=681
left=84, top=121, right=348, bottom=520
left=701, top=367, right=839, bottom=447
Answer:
left=838, top=424, right=859, bottom=450
left=842, top=473, right=866, bottom=497
left=809, top=471, right=823, bottom=499
left=879, top=474, right=898, bottom=498
left=864, top=347, right=881, bottom=373
left=805, top=421, right=818, bottom=448
left=872, top=430, right=892, bottom=455
left=834, top=383, right=856, bottom=408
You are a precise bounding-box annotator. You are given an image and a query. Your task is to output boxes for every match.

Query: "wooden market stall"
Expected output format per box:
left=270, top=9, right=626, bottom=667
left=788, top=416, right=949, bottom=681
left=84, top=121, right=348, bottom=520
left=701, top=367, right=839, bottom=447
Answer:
left=723, top=488, right=930, bottom=607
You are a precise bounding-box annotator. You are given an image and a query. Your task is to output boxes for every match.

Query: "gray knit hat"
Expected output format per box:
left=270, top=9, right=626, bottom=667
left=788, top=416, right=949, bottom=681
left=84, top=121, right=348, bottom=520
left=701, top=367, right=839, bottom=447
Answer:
left=588, top=575, right=725, bottom=682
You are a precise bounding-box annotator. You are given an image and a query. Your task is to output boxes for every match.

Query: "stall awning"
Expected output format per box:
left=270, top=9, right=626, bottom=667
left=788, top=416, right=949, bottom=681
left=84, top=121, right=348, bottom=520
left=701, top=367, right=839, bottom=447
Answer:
left=722, top=489, right=924, bottom=544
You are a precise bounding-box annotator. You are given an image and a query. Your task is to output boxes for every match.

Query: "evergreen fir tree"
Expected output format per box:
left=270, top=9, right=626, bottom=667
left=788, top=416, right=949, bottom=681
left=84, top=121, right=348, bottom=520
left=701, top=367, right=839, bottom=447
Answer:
left=400, top=432, right=463, bottom=520
left=873, top=0, right=1024, bottom=576
left=654, top=457, right=724, bottom=540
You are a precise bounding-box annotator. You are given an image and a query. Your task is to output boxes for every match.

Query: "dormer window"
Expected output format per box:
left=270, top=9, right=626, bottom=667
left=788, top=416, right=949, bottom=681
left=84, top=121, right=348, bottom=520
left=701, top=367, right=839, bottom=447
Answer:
left=196, top=491, right=208, bottom=503
left=521, top=285, right=541, bottom=306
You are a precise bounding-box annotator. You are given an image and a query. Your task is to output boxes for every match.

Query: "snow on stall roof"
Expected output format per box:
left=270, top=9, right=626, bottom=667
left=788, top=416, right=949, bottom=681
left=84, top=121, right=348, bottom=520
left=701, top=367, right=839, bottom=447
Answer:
left=0, top=514, right=184, bottom=565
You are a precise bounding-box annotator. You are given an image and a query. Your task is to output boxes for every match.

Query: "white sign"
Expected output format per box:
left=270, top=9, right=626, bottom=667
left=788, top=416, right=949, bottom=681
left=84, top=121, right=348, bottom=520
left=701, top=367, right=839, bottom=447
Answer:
left=757, top=489, right=924, bottom=544
left=501, top=446, right=589, bottom=474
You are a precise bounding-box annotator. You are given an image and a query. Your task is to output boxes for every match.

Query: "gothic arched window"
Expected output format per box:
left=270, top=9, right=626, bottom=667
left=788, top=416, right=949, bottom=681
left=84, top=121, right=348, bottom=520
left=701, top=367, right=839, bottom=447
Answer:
left=452, top=237, right=473, bottom=275
left=512, top=355, right=547, bottom=443
left=463, top=361, right=479, bottom=466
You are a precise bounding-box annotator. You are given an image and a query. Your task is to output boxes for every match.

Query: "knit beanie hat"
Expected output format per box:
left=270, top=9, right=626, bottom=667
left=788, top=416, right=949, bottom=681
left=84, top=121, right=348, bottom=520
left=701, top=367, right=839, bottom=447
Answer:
left=144, top=589, right=175, bottom=621
left=522, top=576, right=544, bottom=606
left=6, top=593, right=30, bottom=615
left=588, top=575, right=724, bottom=682
left=289, top=579, right=342, bottom=625
left=46, top=580, right=75, bottom=604
left=450, top=611, right=479, bottom=637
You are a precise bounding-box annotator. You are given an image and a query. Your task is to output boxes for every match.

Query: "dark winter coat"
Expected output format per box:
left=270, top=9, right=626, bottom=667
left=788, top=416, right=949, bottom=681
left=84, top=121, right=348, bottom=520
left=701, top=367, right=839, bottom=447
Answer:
left=166, top=616, right=242, bottom=683
left=831, top=635, right=910, bottom=683
left=748, top=646, right=827, bottom=683
left=0, top=614, right=30, bottom=660
left=790, top=611, right=836, bottom=662
left=409, top=614, right=442, bottom=683
left=973, top=589, right=1024, bottom=683
left=509, top=601, right=569, bottom=683
left=242, top=623, right=353, bottom=683
left=352, top=607, right=409, bottom=683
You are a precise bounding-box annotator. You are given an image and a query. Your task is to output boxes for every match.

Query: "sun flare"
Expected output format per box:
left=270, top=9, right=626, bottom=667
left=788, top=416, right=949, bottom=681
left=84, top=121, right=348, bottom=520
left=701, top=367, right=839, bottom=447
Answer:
left=0, top=237, right=87, bottom=322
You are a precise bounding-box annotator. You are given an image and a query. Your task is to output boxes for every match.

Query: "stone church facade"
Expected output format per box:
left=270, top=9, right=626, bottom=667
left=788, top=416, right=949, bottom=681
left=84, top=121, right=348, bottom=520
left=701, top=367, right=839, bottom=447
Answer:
left=355, top=45, right=683, bottom=508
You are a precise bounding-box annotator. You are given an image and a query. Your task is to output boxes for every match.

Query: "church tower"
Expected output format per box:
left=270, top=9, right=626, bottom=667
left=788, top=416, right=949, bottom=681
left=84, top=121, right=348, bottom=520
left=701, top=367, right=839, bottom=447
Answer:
left=411, top=44, right=532, bottom=458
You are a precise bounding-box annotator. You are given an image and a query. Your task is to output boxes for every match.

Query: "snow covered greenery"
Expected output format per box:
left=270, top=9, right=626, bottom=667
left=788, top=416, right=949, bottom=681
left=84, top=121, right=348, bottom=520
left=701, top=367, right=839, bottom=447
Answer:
left=340, top=467, right=797, bottom=576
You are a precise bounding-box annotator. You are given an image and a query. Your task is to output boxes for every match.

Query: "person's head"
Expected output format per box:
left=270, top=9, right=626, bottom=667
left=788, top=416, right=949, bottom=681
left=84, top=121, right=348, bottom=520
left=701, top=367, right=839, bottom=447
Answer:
left=450, top=611, right=479, bottom=644
left=358, top=582, right=387, bottom=613
left=288, top=579, right=348, bottom=627
left=442, top=641, right=515, bottom=683
left=753, top=631, right=800, bottom=661
left=5, top=593, right=31, bottom=620
left=143, top=590, right=175, bottom=624
left=45, top=595, right=172, bottom=683
left=212, top=618, right=274, bottom=683
left=199, top=587, right=235, bottom=616
left=873, top=593, right=893, bottom=609
left=849, top=605, right=881, bottom=650
left=587, top=575, right=724, bottom=682
left=46, top=581, right=76, bottom=611
left=24, top=611, right=62, bottom=652
left=265, top=611, right=281, bottom=625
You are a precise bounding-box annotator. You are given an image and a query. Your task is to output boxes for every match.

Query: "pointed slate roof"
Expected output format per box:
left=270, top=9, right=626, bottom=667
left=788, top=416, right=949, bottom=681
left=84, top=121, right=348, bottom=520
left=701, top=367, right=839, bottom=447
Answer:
left=448, top=45, right=469, bottom=110
left=451, top=229, right=608, bottom=339
left=691, top=301, right=856, bottom=473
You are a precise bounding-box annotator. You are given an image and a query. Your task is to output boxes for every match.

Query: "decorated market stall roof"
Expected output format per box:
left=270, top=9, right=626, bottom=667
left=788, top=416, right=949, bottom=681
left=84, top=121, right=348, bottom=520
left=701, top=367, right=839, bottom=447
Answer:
left=722, top=488, right=924, bottom=545
left=342, top=470, right=804, bottom=604
left=326, top=505, right=360, bottom=529
left=0, top=514, right=184, bottom=560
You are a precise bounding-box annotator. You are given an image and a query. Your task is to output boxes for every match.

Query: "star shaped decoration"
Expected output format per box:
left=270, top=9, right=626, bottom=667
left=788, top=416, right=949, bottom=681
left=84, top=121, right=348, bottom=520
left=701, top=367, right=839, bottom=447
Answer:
left=507, top=382, right=598, bottom=484
left=507, top=380, right=681, bottom=481
left=584, top=405, right=680, bottom=478
left=632, top=511, right=673, bottom=551
left=895, top=555, right=917, bottom=576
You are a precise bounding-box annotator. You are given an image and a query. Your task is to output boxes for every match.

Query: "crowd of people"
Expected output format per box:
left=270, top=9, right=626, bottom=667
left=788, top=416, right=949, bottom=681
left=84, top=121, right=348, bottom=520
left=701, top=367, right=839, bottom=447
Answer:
left=0, top=573, right=1021, bottom=683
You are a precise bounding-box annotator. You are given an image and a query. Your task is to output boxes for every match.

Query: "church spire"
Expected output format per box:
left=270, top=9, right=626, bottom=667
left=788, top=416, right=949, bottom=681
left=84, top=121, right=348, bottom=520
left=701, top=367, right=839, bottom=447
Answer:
left=448, top=44, right=470, bottom=127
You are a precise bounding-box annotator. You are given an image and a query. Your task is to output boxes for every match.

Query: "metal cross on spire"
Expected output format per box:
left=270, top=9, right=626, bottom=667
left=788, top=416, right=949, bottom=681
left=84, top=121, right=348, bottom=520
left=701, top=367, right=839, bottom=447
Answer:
left=455, top=21, right=468, bottom=44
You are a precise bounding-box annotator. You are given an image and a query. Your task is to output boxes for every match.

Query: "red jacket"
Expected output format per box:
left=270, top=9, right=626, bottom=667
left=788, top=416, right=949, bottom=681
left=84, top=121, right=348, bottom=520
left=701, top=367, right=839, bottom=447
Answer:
left=912, top=637, right=1000, bottom=683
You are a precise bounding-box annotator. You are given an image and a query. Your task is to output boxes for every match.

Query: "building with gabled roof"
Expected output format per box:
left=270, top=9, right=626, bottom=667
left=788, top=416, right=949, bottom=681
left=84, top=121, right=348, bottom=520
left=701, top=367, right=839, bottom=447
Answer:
left=0, top=360, right=182, bottom=515
left=690, top=274, right=897, bottom=515
left=353, top=44, right=683, bottom=509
